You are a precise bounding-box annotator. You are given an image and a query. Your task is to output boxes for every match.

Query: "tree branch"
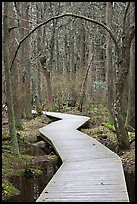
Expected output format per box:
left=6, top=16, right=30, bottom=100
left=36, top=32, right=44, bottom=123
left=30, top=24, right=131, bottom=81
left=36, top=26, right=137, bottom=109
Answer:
left=10, top=13, right=118, bottom=71
left=123, top=2, right=130, bottom=30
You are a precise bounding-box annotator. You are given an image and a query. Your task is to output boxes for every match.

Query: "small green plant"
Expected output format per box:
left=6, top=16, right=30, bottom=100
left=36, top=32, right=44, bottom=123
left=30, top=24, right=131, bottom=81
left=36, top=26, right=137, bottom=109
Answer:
left=2, top=131, right=10, bottom=141
left=2, top=179, right=20, bottom=201
left=51, top=154, right=58, bottom=161
left=36, top=103, right=43, bottom=115
left=128, top=132, right=135, bottom=144
left=49, top=105, right=59, bottom=112
left=33, top=169, right=43, bottom=177
left=19, top=134, right=30, bottom=144
left=101, top=122, right=115, bottom=132
left=2, top=145, right=12, bottom=153
left=23, top=168, right=42, bottom=178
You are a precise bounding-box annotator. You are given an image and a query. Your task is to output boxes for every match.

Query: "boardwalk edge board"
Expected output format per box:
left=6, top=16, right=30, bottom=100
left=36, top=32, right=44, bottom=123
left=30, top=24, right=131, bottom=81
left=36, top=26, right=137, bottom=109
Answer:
left=36, top=111, right=129, bottom=202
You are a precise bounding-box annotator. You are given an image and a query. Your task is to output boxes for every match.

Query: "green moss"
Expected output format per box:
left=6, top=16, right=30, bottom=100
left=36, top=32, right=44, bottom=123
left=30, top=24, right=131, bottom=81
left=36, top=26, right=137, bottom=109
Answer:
left=2, top=152, right=32, bottom=178
left=2, top=131, right=10, bottom=141
left=2, top=179, right=20, bottom=201
left=33, top=169, right=43, bottom=177
left=49, top=106, right=59, bottom=112
left=17, top=131, right=37, bottom=144
left=23, top=168, right=43, bottom=178
left=128, top=132, right=135, bottom=143
left=88, top=105, right=110, bottom=126
left=19, top=135, right=30, bottom=144
left=50, top=154, right=58, bottom=161
left=2, top=145, right=12, bottom=153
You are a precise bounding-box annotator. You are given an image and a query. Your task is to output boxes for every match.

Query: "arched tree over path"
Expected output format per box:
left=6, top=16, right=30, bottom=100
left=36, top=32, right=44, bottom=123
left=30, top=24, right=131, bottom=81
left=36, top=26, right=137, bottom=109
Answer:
left=9, top=6, right=135, bottom=150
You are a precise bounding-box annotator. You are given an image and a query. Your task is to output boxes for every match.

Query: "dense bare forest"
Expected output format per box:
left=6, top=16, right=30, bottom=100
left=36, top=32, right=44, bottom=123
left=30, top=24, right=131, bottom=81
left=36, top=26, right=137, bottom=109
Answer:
left=2, top=2, right=135, bottom=202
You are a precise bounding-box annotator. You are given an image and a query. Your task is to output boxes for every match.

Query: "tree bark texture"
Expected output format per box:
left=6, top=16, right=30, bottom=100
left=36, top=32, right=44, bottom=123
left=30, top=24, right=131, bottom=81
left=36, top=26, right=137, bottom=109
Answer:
left=106, top=2, right=113, bottom=116
left=3, top=2, right=20, bottom=154
left=10, top=2, right=23, bottom=130
left=112, top=2, right=135, bottom=149
left=20, top=2, right=32, bottom=119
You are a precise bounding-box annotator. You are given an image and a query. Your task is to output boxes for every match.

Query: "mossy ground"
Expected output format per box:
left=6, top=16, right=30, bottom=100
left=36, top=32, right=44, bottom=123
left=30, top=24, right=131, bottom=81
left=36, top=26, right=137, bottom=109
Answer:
left=2, top=115, right=51, bottom=201
left=2, top=179, right=20, bottom=201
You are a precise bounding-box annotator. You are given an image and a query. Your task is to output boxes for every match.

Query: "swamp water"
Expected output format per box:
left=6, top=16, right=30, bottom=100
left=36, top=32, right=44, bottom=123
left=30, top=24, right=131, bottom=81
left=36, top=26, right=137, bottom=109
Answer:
left=5, top=141, right=62, bottom=202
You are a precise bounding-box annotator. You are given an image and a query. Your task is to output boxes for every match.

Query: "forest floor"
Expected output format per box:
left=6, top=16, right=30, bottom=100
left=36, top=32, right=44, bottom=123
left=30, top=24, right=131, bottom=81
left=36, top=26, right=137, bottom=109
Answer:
left=2, top=104, right=135, bottom=201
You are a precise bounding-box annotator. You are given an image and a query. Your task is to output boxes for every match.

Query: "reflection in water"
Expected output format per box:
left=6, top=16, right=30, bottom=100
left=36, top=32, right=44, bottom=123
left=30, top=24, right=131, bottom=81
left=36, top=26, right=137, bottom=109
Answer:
left=7, top=164, right=56, bottom=202
left=5, top=141, right=61, bottom=202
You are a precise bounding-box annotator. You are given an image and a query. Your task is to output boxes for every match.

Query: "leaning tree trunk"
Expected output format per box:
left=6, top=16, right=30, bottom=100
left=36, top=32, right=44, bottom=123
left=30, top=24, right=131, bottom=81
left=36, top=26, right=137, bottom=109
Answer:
left=112, top=3, right=135, bottom=150
left=3, top=2, right=19, bottom=154
left=112, top=14, right=134, bottom=149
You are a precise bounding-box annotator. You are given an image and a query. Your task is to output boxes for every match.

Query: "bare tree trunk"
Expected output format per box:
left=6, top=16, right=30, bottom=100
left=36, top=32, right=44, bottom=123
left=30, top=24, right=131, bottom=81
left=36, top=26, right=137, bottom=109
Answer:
left=11, top=59, right=23, bottom=129
left=78, top=63, right=91, bottom=112
left=48, top=19, right=57, bottom=71
left=78, top=31, right=93, bottom=112
left=56, top=34, right=60, bottom=73
left=79, top=20, right=85, bottom=71
left=20, top=2, right=32, bottom=119
left=125, top=38, right=135, bottom=131
left=40, top=56, right=53, bottom=109
left=44, top=69, right=53, bottom=109
left=87, top=32, right=94, bottom=98
left=70, top=21, right=75, bottom=78
left=64, top=34, right=70, bottom=76
left=24, top=3, right=32, bottom=119
left=10, top=3, right=23, bottom=130
left=106, top=2, right=113, bottom=120
left=69, top=2, right=75, bottom=78
left=3, top=2, right=19, bottom=154
left=112, top=3, right=134, bottom=150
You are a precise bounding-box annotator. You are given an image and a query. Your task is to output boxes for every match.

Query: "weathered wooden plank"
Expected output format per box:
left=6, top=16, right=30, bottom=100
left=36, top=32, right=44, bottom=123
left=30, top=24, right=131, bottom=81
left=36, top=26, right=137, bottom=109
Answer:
left=36, top=111, right=129, bottom=202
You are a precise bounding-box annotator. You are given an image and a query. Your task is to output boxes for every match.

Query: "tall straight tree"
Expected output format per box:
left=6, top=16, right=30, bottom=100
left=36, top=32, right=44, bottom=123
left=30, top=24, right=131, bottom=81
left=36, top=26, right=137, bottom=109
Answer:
left=20, top=2, right=32, bottom=119
left=125, top=2, right=135, bottom=130
left=106, top=2, right=113, bottom=120
left=3, top=2, right=19, bottom=154
left=10, top=2, right=23, bottom=130
left=79, top=20, right=85, bottom=71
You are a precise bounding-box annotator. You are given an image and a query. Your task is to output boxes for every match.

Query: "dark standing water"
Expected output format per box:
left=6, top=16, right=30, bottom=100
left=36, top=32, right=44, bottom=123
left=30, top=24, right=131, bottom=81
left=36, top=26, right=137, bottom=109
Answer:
left=124, top=170, right=135, bottom=202
left=7, top=169, right=54, bottom=202
left=4, top=141, right=62, bottom=202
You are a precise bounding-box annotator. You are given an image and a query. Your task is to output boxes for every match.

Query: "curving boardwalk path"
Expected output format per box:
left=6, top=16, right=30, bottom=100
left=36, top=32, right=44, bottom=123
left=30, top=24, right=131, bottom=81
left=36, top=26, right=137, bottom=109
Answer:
left=36, top=111, right=129, bottom=202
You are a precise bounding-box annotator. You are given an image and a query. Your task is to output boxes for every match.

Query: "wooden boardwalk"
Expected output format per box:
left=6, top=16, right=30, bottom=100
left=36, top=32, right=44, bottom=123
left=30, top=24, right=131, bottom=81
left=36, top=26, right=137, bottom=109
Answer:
left=36, top=111, right=129, bottom=202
